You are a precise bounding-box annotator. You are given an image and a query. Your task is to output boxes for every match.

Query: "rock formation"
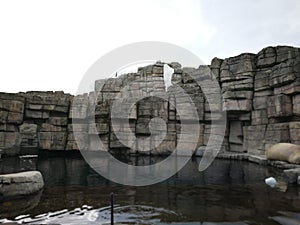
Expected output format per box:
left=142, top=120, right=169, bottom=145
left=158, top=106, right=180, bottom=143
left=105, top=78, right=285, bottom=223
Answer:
left=0, top=171, right=44, bottom=198
left=0, top=45, right=300, bottom=157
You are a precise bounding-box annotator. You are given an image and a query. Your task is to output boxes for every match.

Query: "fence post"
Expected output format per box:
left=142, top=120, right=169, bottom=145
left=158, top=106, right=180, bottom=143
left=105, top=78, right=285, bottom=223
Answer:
left=111, top=192, right=114, bottom=225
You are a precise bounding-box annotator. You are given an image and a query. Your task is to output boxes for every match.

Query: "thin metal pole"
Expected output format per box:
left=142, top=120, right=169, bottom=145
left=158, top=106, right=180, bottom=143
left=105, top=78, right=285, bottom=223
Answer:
left=110, top=193, right=114, bottom=225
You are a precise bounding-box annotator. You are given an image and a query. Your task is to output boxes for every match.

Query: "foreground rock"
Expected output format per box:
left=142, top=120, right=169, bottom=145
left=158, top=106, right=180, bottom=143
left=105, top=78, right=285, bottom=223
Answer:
left=0, top=171, right=44, bottom=198
left=283, top=168, right=300, bottom=184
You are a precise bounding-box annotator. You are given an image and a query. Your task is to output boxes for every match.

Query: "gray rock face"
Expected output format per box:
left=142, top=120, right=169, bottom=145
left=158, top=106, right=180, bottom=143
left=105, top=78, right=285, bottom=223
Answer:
left=290, top=122, right=300, bottom=145
left=19, top=123, right=38, bottom=149
left=0, top=171, right=44, bottom=198
left=0, top=93, right=24, bottom=156
left=283, top=168, right=300, bottom=184
left=267, top=94, right=292, bottom=118
left=1, top=45, right=300, bottom=157
left=220, top=53, right=255, bottom=112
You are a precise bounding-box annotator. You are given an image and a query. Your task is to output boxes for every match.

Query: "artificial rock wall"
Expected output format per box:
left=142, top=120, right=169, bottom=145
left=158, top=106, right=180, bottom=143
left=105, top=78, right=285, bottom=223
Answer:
left=1, top=45, right=300, bottom=157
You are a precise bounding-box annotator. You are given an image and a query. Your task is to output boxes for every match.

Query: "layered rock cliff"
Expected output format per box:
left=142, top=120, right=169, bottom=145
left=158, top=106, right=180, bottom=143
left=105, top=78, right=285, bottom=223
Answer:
left=1, top=45, right=300, bottom=157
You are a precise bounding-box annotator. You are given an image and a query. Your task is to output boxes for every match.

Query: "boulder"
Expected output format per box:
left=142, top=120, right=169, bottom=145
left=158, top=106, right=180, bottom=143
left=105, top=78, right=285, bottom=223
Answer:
left=0, top=171, right=44, bottom=198
left=283, top=168, right=300, bottom=184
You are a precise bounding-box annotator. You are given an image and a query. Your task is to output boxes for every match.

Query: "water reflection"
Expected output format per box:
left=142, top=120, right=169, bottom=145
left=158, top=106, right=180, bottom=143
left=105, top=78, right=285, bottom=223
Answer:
left=271, top=211, right=300, bottom=225
left=0, top=154, right=300, bottom=224
left=1, top=205, right=179, bottom=225
left=0, top=191, right=42, bottom=219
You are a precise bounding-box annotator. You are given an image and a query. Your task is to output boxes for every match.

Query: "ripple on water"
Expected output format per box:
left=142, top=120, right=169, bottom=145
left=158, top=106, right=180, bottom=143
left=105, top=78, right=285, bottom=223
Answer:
left=0, top=204, right=180, bottom=225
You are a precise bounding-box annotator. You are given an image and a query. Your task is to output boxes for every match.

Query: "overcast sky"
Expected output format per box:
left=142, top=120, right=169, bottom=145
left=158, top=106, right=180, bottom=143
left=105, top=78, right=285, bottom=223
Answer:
left=0, top=0, right=299, bottom=94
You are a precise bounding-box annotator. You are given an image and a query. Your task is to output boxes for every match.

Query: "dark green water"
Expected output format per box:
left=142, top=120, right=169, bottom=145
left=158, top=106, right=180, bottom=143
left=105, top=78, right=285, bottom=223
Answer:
left=0, top=154, right=300, bottom=224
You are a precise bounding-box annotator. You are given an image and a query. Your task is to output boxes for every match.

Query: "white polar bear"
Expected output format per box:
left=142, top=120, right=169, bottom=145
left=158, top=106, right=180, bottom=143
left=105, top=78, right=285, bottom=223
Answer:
left=266, top=143, right=300, bottom=164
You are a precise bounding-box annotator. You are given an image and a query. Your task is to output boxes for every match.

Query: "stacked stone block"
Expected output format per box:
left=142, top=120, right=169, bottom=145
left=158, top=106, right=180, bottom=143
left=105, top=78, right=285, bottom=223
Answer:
left=220, top=53, right=256, bottom=112
left=24, top=92, right=71, bottom=151
left=1, top=45, right=300, bottom=157
left=243, top=46, right=300, bottom=155
left=289, top=122, right=300, bottom=145
left=0, top=93, right=24, bottom=156
left=67, top=94, right=89, bottom=151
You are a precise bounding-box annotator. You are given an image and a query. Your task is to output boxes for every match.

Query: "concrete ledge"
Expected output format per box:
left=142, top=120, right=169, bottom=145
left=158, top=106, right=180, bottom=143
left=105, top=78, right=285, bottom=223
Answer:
left=0, top=171, right=44, bottom=198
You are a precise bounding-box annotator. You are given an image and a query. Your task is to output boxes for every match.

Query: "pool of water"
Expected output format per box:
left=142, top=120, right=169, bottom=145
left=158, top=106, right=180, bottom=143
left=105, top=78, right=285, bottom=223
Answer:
left=1, top=154, right=300, bottom=224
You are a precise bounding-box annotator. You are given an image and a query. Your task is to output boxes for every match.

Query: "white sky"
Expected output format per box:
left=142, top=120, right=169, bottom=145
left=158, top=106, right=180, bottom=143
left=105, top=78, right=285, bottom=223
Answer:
left=0, top=0, right=300, bottom=94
